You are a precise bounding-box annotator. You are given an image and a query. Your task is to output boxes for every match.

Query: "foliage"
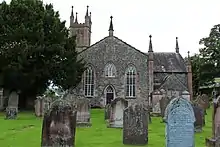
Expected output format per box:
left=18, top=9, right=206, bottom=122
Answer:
left=0, top=0, right=85, bottom=97
left=199, top=24, right=220, bottom=85
left=189, top=54, right=200, bottom=95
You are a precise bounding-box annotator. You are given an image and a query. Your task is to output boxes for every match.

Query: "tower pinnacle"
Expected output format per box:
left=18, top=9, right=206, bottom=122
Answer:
left=109, top=16, right=114, bottom=36
left=176, top=37, right=179, bottom=53
left=148, top=35, right=153, bottom=52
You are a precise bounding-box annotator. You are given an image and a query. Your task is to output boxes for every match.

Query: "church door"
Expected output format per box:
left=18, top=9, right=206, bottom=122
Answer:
left=105, top=85, right=114, bottom=105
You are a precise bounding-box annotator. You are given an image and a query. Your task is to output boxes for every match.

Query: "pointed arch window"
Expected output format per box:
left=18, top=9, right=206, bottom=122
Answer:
left=84, top=66, right=95, bottom=97
left=126, top=66, right=136, bottom=97
left=104, top=63, right=116, bottom=77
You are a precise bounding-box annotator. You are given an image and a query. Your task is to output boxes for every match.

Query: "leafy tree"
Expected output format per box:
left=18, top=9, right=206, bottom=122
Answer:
left=199, top=24, right=220, bottom=85
left=0, top=0, right=85, bottom=107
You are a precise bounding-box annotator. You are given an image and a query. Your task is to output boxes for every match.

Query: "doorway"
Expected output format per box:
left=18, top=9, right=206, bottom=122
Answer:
left=105, top=85, right=115, bottom=105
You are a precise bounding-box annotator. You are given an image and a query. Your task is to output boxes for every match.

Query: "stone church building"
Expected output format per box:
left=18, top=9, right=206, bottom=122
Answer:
left=69, top=6, right=193, bottom=107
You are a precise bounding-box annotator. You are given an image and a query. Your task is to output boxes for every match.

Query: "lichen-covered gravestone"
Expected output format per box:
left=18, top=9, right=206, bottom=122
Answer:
left=123, top=103, right=148, bottom=145
left=192, top=104, right=204, bottom=132
left=108, top=98, right=128, bottom=128
left=41, top=99, right=77, bottom=147
left=6, top=91, right=19, bottom=119
left=75, top=97, right=91, bottom=127
left=165, top=97, right=195, bottom=147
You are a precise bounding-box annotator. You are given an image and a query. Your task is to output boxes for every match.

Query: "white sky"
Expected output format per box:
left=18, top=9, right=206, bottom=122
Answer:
left=3, top=0, right=220, bottom=57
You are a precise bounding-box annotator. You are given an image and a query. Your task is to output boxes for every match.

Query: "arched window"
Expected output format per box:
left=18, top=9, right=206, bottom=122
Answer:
left=125, top=66, right=136, bottom=97
left=104, top=63, right=116, bottom=77
left=84, top=66, right=95, bottom=97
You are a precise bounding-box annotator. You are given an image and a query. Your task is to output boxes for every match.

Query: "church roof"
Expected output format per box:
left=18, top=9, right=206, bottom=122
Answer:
left=158, top=74, right=188, bottom=91
left=145, top=52, right=187, bottom=73
left=79, top=35, right=146, bottom=56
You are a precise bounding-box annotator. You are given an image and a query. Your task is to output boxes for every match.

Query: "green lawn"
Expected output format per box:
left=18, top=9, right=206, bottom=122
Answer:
left=0, top=108, right=212, bottom=147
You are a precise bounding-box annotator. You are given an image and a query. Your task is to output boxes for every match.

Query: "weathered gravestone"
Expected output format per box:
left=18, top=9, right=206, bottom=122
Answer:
left=43, top=96, right=53, bottom=113
left=152, top=90, right=162, bottom=116
left=123, top=102, right=148, bottom=145
left=75, top=97, right=91, bottom=127
left=206, top=96, right=220, bottom=146
left=5, top=91, right=19, bottom=119
left=108, top=98, right=128, bottom=128
left=152, top=102, right=161, bottom=116
left=35, top=96, right=45, bottom=117
left=192, top=104, right=204, bottom=132
left=160, top=96, right=170, bottom=121
left=104, top=104, right=111, bottom=121
left=206, top=126, right=220, bottom=147
left=164, top=97, right=195, bottom=147
left=41, top=98, right=77, bottom=147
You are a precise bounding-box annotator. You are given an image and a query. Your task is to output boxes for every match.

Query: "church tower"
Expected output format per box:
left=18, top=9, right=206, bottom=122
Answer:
left=69, top=6, right=92, bottom=52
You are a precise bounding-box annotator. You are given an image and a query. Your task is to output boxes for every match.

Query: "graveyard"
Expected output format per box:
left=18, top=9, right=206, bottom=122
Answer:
left=0, top=108, right=212, bottom=147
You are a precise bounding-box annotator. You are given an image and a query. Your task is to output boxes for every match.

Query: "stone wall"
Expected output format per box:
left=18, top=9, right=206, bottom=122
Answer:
left=71, top=36, right=149, bottom=107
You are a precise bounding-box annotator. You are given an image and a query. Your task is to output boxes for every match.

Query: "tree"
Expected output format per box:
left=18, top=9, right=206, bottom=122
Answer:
left=189, top=54, right=200, bottom=96
left=0, top=0, right=85, bottom=112
left=199, top=24, right=220, bottom=84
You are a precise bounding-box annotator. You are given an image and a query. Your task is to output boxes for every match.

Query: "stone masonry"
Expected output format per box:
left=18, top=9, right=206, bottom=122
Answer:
left=69, top=6, right=192, bottom=107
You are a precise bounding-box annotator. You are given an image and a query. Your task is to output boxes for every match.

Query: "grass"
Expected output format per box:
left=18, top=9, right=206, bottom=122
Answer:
left=0, top=108, right=212, bottom=147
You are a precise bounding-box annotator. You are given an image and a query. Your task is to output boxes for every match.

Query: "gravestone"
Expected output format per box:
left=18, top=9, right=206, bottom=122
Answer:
left=34, top=96, right=44, bottom=117
left=123, top=102, right=148, bottom=145
left=206, top=126, right=220, bottom=147
left=192, top=104, right=204, bottom=132
left=75, top=97, right=91, bottom=127
left=43, top=96, right=53, bottom=114
left=108, top=98, right=128, bottom=128
left=0, top=88, right=3, bottom=110
left=160, top=96, right=170, bottom=121
left=165, top=97, right=195, bottom=147
left=105, top=104, right=111, bottom=121
left=152, top=90, right=163, bottom=116
left=41, top=98, right=77, bottom=147
left=205, top=95, right=220, bottom=146
left=5, top=91, right=19, bottom=119
left=152, top=102, right=161, bottom=116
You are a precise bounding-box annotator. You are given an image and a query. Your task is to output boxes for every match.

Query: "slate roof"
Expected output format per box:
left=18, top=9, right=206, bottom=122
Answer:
left=152, top=52, right=187, bottom=73
left=79, top=35, right=147, bottom=56
left=158, top=74, right=188, bottom=91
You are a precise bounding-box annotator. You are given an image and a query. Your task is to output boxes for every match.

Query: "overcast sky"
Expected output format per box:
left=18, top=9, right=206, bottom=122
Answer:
left=3, top=0, right=220, bottom=57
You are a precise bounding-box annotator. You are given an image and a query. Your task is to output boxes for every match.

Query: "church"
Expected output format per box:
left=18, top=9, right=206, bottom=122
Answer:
left=69, top=6, right=193, bottom=108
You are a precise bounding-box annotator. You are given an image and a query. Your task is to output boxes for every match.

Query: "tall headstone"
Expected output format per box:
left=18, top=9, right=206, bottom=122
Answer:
left=108, top=98, right=128, bottom=128
left=205, top=95, right=220, bottom=147
left=192, top=104, right=204, bottom=132
left=5, top=91, right=19, bottom=119
left=165, top=97, right=195, bottom=147
left=152, top=90, right=162, bottom=116
left=0, top=88, right=3, bottom=110
left=34, top=96, right=44, bottom=117
left=75, top=97, right=91, bottom=127
left=41, top=98, right=77, bottom=147
left=123, top=102, right=148, bottom=145
left=160, top=96, right=170, bottom=121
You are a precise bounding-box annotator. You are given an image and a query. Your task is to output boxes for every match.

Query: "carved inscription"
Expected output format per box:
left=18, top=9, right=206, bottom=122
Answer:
left=165, top=97, right=195, bottom=147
